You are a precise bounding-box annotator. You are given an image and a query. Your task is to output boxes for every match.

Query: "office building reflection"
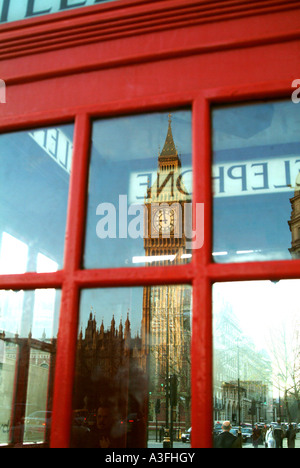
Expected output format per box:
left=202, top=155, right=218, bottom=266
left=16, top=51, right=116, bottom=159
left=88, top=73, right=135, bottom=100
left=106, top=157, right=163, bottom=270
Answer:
left=213, top=304, right=273, bottom=425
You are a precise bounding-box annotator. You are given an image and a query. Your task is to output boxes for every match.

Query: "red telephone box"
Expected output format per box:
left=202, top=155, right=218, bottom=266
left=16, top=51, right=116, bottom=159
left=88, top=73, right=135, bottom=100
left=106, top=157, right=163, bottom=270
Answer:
left=0, top=0, right=300, bottom=448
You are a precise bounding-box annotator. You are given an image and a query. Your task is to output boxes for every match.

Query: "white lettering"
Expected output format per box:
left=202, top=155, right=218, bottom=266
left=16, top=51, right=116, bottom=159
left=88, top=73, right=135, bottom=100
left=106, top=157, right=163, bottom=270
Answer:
left=25, top=0, right=52, bottom=18
left=96, top=195, right=204, bottom=250
left=118, top=194, right=128, bottom=239
left=147, top=453, right=196, bottom=463
left=129, top=168, right=192, bottom=204
left=185, top=201, right=204, bottom=250
left=96, top=202, right=116, bottom=239
left=212, top=156, right=300, bottom=198
left=131, top=157, right=299, bottom=203
left=95, top=196, right=204, bottom=250
left=291, top=79, right=300, bottom=104
left=0, top=79, right=6, bottom=104
left=105, top=453, right=140, bottom=465
left=29, top=128, right=73, bottom=174
left=128, top=203, right=145, bottom=239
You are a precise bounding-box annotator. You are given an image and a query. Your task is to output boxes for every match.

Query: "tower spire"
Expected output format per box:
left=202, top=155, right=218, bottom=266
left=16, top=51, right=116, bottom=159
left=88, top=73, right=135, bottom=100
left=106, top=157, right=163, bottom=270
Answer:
left=158, top=114, right=181, bottom=169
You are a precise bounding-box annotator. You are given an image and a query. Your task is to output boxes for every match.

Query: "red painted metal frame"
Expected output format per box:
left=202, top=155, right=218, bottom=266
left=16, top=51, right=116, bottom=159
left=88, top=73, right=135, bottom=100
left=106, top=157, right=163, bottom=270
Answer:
left=0, top=0, right=300, bottom=449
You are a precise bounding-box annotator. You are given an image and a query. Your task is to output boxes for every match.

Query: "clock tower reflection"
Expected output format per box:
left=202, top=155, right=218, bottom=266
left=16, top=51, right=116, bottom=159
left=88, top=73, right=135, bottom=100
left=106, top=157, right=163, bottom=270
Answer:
left=142, top=115, right=192, bottom=444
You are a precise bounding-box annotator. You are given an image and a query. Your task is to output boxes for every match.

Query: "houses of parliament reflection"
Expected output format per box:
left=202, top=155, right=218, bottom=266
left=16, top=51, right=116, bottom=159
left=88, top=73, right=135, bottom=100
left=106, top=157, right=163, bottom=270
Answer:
left=73, top=284, right=192, bottom=449
left=73, top=309, right=147, bottom=448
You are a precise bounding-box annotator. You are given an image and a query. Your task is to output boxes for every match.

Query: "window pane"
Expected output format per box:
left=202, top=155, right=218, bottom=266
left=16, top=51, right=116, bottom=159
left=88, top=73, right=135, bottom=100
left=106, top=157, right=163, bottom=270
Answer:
left=0, top=339, right=16, bottom=446
left=0, top=289, right=60, bottom=447
left=213, top=280, right=300, bottom=448
left=84, top=110, right=192, bottom=269
left=23, top=350, right=52, bottom=444
left=212, top=100, right=300, bottom=263
left=0, top=124, right=74, bottom=273
left=72, top=285, right=192, bottom=448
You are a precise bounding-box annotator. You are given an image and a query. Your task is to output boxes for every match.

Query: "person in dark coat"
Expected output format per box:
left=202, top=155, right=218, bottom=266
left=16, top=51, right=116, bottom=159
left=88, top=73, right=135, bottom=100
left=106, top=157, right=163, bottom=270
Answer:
left=273, top=424, right=283, bottom=448
left=286, top=424, right=296, bottom=448
left=214, top=421, right=242, bottom=448
left=252, top=424, right=261, bottom=448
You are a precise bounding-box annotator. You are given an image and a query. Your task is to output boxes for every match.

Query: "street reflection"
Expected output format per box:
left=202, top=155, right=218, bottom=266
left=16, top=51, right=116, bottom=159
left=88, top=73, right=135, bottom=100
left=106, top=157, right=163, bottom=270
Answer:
left=213, top=280, right=300, bottom=448
left=0, top=289, right=60, bottom=447
left=72, top=285, right=192, bottom=448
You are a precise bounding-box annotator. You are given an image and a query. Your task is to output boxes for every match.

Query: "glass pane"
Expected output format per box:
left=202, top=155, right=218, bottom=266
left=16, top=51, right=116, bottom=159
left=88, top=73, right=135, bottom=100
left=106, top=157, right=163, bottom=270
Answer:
left=212, top=100, right=300, bottom=263
left=0, top=124, right=74, bottom=273
left=23, top=350, right=52, bottom=444
left=0, top=289, right=60, bottom=447
left=213, top=280, right=300, bottom=449
left=72, top=285, right=192, bottom=448
left=0, top=339, right=16, bottom=446
left=84, top=110, right=192, bottom=269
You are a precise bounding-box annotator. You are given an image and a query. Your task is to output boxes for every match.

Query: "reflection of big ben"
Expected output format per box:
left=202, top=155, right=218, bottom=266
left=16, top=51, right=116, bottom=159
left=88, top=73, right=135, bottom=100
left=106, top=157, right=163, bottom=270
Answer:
left=143, top=113, right=190, bottom=263
left=142, top=114, right=192, bottom=430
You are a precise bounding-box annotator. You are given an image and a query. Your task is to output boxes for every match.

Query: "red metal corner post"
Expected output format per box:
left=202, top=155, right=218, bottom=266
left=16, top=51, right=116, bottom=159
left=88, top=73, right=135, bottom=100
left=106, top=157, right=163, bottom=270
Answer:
left=50, top=114, right=91, bottom=448
left=192, top=277, right=213, bottom=448
left=191, top=96, right=213, bottom=447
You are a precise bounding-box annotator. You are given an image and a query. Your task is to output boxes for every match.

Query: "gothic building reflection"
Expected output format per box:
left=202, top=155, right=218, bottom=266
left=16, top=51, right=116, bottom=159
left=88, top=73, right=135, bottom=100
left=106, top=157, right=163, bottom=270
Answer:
left=74, top=310, right=148, bottom=448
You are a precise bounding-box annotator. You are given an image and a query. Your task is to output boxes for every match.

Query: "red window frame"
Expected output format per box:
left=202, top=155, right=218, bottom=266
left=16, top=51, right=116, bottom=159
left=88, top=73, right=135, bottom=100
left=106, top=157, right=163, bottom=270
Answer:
left=0, top=0, right=300, bottom=449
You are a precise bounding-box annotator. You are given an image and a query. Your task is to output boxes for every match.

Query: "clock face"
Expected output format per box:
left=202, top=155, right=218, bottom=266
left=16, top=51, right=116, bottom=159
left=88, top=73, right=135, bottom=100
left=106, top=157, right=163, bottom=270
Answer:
left=153, top=207, right=175, bottom=233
